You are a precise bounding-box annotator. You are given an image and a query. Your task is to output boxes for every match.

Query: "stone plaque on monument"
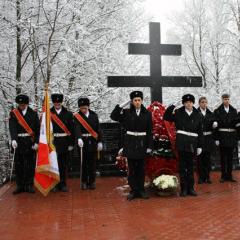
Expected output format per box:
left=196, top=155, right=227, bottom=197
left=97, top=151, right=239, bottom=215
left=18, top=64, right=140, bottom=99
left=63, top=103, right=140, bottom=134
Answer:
left=97, top=123, right=125, bottom=176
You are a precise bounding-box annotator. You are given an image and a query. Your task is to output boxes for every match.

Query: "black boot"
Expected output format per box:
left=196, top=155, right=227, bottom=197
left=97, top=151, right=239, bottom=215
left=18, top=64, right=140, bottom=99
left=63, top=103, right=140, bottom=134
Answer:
left=220, top=174, right=227, bottom=183
left=139, top=191, right=149, bottom=199
left=13, top=186, right=24, bottom=195
left=180, top=189, right=187, bottom=197
left=220, top=178, right=225, bottom=183
left=206, top=178, right=212, bottom=184
left=127, top=191, right=138, bottom=201
left=89, top=182, right=96, bottom=190
left=59, top=183, right=68, bottom=192
left=27, top=185, right=35, bottom=193
left=180, top=183, right=187, bottom=197
left=51, top=187, right=58, bottom=192
left=228, top=178, right=237, bottom=182
left=188, top=189, right=197, bottom=196
left=198, top=179, right=204, bottom=184
left=81, top=183, right=88, bottom=190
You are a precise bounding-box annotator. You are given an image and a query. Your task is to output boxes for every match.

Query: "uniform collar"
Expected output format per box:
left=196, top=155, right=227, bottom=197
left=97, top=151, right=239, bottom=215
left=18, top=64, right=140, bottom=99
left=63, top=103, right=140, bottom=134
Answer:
left=200, top=108, right=206, bottom=116
left=185, top=108, right=193, bottom=116
left=55, top=107, right=62, bottom=115
left=136, top=108, right=141, bottom=116
left=224, top=105, right=229, bottom=113
left=85, top=111, right=90, bottom=118
left=21, top=107, right=28, bottom=116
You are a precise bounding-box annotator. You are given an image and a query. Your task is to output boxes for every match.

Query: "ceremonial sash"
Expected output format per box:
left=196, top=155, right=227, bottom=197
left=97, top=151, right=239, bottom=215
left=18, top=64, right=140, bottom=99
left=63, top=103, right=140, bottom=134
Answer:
left=12, top=109, right=34, bottom=139
left=51, top=113, right=71, bottom=136
left=74, top=113, right=98, bottom=140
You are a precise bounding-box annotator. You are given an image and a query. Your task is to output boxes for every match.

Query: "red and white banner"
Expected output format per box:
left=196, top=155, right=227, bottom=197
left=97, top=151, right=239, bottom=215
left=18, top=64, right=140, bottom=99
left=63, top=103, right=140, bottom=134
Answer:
left=34, top=90, right=59, bottom=196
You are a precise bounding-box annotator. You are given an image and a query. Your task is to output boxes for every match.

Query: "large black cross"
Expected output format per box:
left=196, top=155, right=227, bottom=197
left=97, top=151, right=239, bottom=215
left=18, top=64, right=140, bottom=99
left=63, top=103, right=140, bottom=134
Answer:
left=108, top=22, right=202, bottom=102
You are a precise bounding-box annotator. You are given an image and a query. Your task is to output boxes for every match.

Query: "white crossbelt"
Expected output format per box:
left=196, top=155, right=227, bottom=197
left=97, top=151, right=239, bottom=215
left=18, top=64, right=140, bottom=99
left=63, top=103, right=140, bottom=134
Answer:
left=177, top=130, right=198, bottom=137
left=53, top=133, right=68, bottom=137
left=235, top=123, right=240, bottom=128
left=18, top=133, right=30, bottom=137
left=126, top=131, right=147, bottom=136
left=203, top=131, right=212, bottom=136
left=218, top=128, right=236, bottom=132
left=81, top=133, right=92, bottom=137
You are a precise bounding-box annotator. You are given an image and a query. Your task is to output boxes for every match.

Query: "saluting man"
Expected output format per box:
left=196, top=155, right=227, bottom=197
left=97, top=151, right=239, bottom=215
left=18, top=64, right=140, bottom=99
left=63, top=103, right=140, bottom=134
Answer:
left=74, top=97, right=103, bottom=190
left=110, top=91, right=153, bottom=201
left=9, top=94, right=40, bottom=194
left=164, top=94, right=203, bottom=197
left=51, top=93, right=74, bottom=192
left=214, top=94, right=239, bottom=183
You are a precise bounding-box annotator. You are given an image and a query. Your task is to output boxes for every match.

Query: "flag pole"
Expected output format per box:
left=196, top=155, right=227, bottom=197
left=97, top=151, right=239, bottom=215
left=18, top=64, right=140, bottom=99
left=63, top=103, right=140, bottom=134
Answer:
left=9, top=148, right=16, bottom=182
left=80, top=146, right=83, bottom=188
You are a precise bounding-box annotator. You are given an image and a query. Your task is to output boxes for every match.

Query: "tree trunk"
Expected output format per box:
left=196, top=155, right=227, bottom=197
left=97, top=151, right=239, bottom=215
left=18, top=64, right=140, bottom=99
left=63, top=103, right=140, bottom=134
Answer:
left=16, top=0, right=22, bottom=94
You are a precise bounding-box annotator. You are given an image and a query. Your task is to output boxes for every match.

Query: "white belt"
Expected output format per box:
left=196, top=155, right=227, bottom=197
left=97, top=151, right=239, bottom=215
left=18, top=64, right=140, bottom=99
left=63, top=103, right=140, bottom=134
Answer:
left=18, top=133, right=30, bottom=137
left=53, top=133, right=68, bottom=137
left=218, top=128, right=236, bottom=132
left=203, top=131, right=212, bottom=136
left=82, top=133, right=92, bottom=137
left=126, top=131, right=147, bottom=136
left=177, top=130, right=198, bottom=137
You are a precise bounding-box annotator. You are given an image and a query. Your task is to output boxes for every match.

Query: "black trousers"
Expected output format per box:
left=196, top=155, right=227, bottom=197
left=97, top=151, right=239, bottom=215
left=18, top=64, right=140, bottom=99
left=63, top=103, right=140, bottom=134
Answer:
left=219, top=147, right=234, bottom=179
left=15, top=150, right=36, bottom=188
left=127, top=158, right=145, bottom=193
left=198, top=151, right=211, bottom=181
left=178, top=151, right=195, bottom=191
left=81, top=149, right=96, bottom=185
left=56, top=151, right=68, bottom=186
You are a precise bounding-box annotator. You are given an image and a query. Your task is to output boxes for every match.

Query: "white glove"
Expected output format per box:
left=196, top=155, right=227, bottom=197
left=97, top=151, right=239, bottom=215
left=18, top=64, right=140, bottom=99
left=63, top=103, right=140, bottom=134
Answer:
left=212, top=121, right=218, bottom=129
left=197, top=148, right=202, bottom=156
left=32, top=143, right=38, bottom=151
left=215, top=140, right=220, bottom=146
left=68, top=146, right=74, bottom=151
left=78, top=138, right=84, bottom=148
left=119, top=100, right=131, bottom=108
left=146, top=148, right=152, bottom=154
left=118, top=148, right=123, bottom=155
left=97, top=142, right=103, bottom=151
left=12, top=140, right=18, bottom=149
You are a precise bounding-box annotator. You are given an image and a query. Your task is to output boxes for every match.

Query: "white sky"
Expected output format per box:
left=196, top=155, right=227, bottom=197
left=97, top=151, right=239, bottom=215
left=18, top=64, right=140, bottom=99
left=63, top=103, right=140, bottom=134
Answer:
left=143, top=0, right=184, bottom=41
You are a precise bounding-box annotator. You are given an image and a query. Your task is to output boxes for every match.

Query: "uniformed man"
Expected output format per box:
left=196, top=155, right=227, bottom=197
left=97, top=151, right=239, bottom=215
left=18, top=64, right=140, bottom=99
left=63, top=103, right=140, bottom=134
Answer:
left=164, top=94, right=203, bottom=197
left=110, top=91, right=153, bottom=201
left=74, top=97, right=103, bottom=190
left=197, top=97, right=217, bottom=184
left=9, top=94, right=40, bottom=194
left=214, top=94, right=239, bottom=183
left=51, top=93, right=74, bottom=192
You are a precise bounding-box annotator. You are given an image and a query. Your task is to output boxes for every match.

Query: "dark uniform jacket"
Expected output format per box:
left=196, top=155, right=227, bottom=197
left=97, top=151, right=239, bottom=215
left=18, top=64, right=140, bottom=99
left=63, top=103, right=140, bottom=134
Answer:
left=237, top=112, right=240, bottom=139
left=164, top=105, right=203, bottom=153
left=110, top=104, right=153, bottom=159
left=51, top=106, right=74, bottom=153
left=214, top=104, right=239, bottom=148
left=197, top=108, right=216, bottom=152
left=74, top=110, right=102, bottom=152
left=9, top=107, right=40, bottom=154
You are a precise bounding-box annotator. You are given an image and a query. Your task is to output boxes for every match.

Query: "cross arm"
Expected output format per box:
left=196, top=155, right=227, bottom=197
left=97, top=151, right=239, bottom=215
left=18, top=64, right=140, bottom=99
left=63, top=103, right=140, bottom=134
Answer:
left=128, top=44, right=151, bottom=55
left=162, top=76, right=202, bottom=87
left=160, top=44, right=182, bottom=55
left=107, top=76, right=151, bottom=87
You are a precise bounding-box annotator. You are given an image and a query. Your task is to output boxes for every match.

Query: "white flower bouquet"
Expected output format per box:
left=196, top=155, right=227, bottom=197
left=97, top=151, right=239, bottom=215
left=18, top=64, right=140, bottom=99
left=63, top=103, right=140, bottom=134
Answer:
left=153, top=174, right=178, bottom=196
